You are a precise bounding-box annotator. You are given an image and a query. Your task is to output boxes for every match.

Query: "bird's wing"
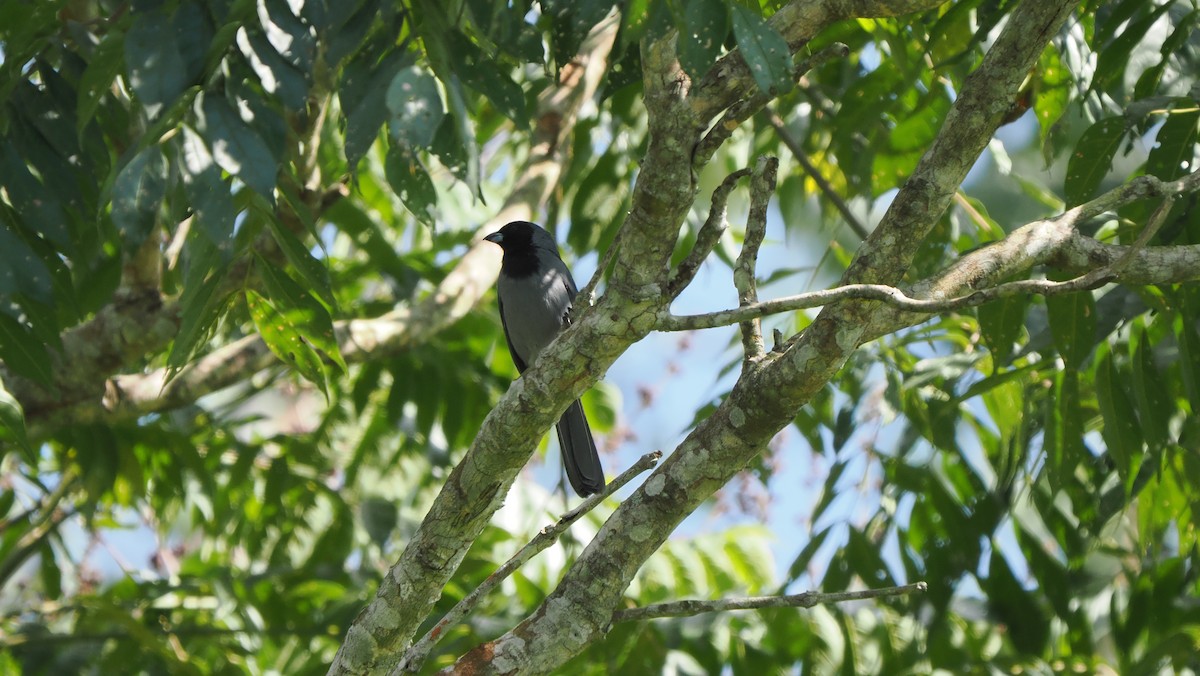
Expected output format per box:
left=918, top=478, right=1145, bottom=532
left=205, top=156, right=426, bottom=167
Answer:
left=496, top=293, right=528, bottom=373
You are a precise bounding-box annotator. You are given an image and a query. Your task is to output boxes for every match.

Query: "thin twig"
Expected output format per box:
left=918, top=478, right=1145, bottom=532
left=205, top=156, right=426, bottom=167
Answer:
left=658, top=274, right=1106, bottom=331
left=734, top=157, right=778, bottom=361
left=611, top=582, right=927, bottom=623
left=396, top=451, right=663, bottom=674
left=574, top=225, right=624, bottom=319
left=669, top=168, right=752, bottom=297
left=765, top=110, right=870, bottom=240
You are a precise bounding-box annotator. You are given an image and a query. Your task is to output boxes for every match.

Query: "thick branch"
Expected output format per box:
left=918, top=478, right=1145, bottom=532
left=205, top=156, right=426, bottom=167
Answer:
left=611, top=582, right=927, bottom=623
left=396, top=452, right=661, bottom=674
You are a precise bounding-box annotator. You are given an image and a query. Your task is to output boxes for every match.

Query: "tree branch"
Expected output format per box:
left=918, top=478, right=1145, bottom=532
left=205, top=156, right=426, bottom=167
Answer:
left=668, top=168, right=752, bottom=297
left=396, top=452, right=662, bottom=674
left=764, top=110, right=870, bottom=240
left=611, top=582, right=927, bottom=623
left=734, top=157, right=777, bottom=362
left=660, top=170, right=1200, bottom=331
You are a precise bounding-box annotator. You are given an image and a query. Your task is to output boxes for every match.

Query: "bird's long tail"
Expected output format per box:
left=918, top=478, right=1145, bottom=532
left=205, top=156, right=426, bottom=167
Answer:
left=556, top=399, right=605, bottom=497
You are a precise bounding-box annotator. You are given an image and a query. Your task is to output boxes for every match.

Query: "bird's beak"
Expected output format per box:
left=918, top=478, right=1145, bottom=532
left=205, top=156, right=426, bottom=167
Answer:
left=483, top=232, right=503, bottom=244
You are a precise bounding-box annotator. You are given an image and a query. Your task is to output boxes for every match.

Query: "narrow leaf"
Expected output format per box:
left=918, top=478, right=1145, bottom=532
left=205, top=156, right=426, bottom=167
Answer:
left=1064, top=117, right=1125, bottom=207
left=246, top=288, right=331, bottom=396
left=384, top=145, right=438, bottom=228
left=0, top=313, right=54, bottom=388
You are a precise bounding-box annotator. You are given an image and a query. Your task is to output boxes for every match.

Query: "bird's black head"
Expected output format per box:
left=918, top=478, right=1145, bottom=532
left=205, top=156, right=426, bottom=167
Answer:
left=484, top=221, right=560, bottom=277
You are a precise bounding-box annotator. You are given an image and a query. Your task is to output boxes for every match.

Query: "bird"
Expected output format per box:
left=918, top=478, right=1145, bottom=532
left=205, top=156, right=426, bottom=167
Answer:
left=484, top=221, right=606, bottom=497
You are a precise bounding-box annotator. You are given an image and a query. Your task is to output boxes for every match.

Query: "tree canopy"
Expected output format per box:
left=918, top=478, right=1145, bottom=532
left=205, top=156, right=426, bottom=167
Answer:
left=1, top=0, right=1199, bottom=673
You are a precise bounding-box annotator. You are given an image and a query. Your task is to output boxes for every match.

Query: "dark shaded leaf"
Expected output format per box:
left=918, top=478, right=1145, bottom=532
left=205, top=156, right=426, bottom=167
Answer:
left=124, top=10, right=187, bottom=117
left=1145, top=107, right=1198, bottom=181
left=257, top=0, right=316, bottom=71
left=235, top=25, right=309, bottom=110
left=1064, top=117, right=1125, bottom=207
left=384, top=145, right=438, bottom=228
left=675, top=0, right=728, bottom=81
left=730, top=5, right=792, bottom=97
left=111, top=145, right=169, bottom=252
left=1095, top=352, right=1142, bottom=484
left=446, top=31, right=528, bottom=125
left=0, top=313, right=54, bottom=388
left=1046, top=288, right=1097, bottom=370
left=197, top=93, right=280, bottom=200
left=977, top=294, right=1029, bottom=366
left=178, top=126, right=237, bottom=246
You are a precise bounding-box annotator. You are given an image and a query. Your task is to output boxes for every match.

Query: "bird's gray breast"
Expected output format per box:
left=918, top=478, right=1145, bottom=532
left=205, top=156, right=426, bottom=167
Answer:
left=497, top=262, right=575, bottom=366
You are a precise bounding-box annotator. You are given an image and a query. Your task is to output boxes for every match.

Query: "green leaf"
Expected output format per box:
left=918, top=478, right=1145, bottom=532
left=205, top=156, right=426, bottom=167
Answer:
left=1092, top=3, right=1171, bottom=94
left=124, top=10, right=188, bottom=117
left=1130, top=328, right=1170, bottom=450
left=442, top=76, right=483, bottom=198
left=178, top=126, right=237, bottom=246
left=729, top=5, right=793, bottom=97
left=1095, top=352, right=1142, bottom=485
left=256, top=256, right=345, bottom=373
left=977, top=294, right=1029, bottom=366
left=384, top=145, right=438, bottom=228
left=674, top=0, right=729, bottom=81
left=0, top=312, right=54, bottom=389
left=568, top=151, right=629, bottom=252
left=1044, top=369, right=1085, bottom=478
left=111, top=145, right=169, bottom=252
left=340, top=48, right=406, bottom=169
left=235, top=25, right=309, bottom=110
left=257, top=0, right=316, bottom=71
left=0, top=214, right=55, bottom=306
left=984, top=547, right=1049, bottom=655
left=264, top=213, right=337, bottom=311
left=1145, top=107, right=1199, bottom=181
left=446, top=30, right=528, bottom=125
left=1033, top=44, right=1071, bottom=152
left=1064, top=117, right=1125, bottom=207
left=166, top=236, right=231, bottom=371
left=246, top=288, right=331, bottom=396
left=387, top=66, right=445, bottom=149
left=1046, top=288, right=1097, bottom=370
left=0, top=370, right=35, bottom=461
left=197, top=93, right=280, bottom=200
